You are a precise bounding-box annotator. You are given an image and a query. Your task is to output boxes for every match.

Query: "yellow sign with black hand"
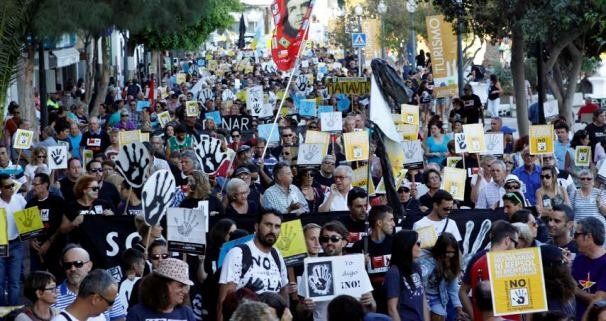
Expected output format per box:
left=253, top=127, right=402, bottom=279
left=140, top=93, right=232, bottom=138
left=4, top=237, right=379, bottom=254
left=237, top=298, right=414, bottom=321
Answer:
left=275, top=219, right=307, bottom=266
left=14, top=206, right=44, bottom=241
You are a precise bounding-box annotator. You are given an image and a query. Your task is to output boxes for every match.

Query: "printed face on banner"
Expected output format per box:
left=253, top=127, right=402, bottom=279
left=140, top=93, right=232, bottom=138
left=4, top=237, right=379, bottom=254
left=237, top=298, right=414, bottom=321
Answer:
left=247, top=86, right=265, bottom=116
left=157, top=111, right=171, bottom=128
left=275, top=219, right=307, bottom=266
left=142, top=170, right=176, bottom=226
left=403, top=140, right=424, bottom=169
left=13, top=129, right=34, bottom=149
left=304, top=254, right=373, bottom=302
left=297, top=144, right=324, bottom=165
left=575, top=146, right=591, bottom=167
left=529, top=125, right=554, bottom=155
left=483, top=133, right=504, bottom=155
left=343, top=131, right=369, bottom=162
left=193, top=135, right=230, bottom=174
left=463, top=124, right=486, bottom=153
left=167, top=207, right=207, bottom=254
left=47, top=145, right=68, bottom=170
left=488, top=248, right=548, bottom=316
left=118, top=130, right=142, bottom=146
left=115, top=142, right=151, bottom=188
left=401, top=104, right=420, bottom=125
left=186, top=101, right=200, bottom=117
left=320, top=112, right=343, bottom=132
left=442, top=167, right=466, bottom=201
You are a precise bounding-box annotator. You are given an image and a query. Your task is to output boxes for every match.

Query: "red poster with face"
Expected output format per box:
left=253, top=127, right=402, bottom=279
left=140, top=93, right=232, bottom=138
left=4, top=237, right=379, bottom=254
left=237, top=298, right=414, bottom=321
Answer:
left=270, top=0, right=314, bottom=71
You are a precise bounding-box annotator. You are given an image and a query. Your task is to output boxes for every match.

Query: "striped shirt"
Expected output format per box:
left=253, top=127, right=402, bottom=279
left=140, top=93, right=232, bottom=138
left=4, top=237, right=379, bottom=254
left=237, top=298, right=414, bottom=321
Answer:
left=475, top=181, right=505, bottom=209
left=54, top=280, right=125, bottom=321
left=570, top=188, right=606, bottom=227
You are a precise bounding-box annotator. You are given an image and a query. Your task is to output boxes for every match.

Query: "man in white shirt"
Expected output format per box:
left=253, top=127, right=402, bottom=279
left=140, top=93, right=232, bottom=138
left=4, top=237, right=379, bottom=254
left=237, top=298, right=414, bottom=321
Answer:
left=413, top=190, right=462, bottom=245
left=476, top=160, right=507, bottom=209
left=319, top=165, right=353, bottom=212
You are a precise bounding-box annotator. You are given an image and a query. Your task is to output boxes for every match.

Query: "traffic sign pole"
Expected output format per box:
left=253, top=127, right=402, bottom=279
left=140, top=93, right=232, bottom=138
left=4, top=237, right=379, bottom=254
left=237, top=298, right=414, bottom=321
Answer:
left=351, top=33, right=367, bottom=77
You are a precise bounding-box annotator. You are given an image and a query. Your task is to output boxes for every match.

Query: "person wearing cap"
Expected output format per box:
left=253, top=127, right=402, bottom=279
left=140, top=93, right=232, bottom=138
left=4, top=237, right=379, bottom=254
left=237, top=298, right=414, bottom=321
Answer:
left=126, top=258, right=195, bottom=321
left=234, top=145, right=252, bottom=170
left=476, top=160, right=507, bottom=209
left=234, top=165, right=262, bottom=206
left=571, top=216, right=606, bottom=321
left=398, top=182, right=419, bottom=212
left=314, top=155, right=336, bottom=189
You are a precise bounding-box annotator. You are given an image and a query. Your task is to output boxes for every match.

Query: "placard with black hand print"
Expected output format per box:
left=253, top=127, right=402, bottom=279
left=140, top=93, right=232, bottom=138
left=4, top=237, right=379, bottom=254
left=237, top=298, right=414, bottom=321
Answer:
left=115, top=142, right=151, bottom=188
left=14, top=206, right=44, bottom=240
left=166, top=207, right=207, bottom=254
left=142, top=169, right=176, bottom=226
left=47, top=145, right=68, bottom=170
left=303, top=254, right=372, bottom=302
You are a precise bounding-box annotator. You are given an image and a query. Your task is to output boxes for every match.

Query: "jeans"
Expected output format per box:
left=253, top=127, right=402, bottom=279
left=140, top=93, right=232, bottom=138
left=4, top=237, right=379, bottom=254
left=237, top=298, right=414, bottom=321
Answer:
left=0, top=239, right=25, bottom=306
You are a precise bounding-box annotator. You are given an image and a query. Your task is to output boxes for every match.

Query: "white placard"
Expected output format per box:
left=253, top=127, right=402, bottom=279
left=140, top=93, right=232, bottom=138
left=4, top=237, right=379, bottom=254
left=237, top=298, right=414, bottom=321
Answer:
left=297, top=144, right=324, bottom=165
left=482, top=133, right=504, bottom=155
left=303, top=254, right=373, bottom=302
left=320, top=112, right=343, bottom=132
left=247, top=85, right=264, bottom=116
left=403, top=140, right=424, bottom=167
left=47, top=145, right=68, bottom=170
left=454, top=133, right=467, bottom=153
left=544, top=100, right=559, bottom=119
left=13, top=129, right=34, bottom=149
left=142, top=169, right=176, bottom=226
left=166, top=206, right=208, bottom=254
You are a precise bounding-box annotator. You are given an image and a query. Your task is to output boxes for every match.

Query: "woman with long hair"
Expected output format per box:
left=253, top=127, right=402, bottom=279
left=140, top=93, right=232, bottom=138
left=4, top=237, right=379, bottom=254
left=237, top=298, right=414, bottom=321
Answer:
left=424, top=121, right=450, bottom=165
left=540, top=245, right=576, bottom=318
left=566, top=129, right=591, bottom=186
left=419, top=233, right=467, bottom=321
left=535, top=165, right=570, bottom=218
left=384, top=230, right=428, bottom=321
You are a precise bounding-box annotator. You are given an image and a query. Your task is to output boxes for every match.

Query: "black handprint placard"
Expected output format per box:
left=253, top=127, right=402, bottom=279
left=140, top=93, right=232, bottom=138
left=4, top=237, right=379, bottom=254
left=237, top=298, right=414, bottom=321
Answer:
left=115, top=142, right=151, bottom=188
left=403, top=140, right=424, bottom=169
left=166, top=206, right=207, bottom=254
left=142, top=170, right=176, bottom=226
left=193, top=135, right=229, bottom=174
left=303, top=254, right=373, bottom=301
left=47, top=145, right=68, bottom=170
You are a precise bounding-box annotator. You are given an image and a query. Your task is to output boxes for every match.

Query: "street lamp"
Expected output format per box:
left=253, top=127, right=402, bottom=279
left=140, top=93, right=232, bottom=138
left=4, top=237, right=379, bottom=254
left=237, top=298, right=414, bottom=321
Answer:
left=354, top=4, right=363, bottom=76
left=455, top=0, right=464, bottom=97
left=377, top=0, right=387, bottom=59
left=406, top=0, right=417, bottom=71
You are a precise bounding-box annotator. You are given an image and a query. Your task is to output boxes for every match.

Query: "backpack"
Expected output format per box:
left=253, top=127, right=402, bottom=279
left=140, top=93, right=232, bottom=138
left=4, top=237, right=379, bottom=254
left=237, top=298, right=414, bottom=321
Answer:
left=235, top=243, right=282, bottom=279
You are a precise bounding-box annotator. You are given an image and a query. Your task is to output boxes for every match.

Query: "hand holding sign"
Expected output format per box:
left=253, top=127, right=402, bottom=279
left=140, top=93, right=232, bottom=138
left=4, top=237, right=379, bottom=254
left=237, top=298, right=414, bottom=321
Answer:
left=142, top=170, right=176, bottom=226
left=115, top=142, right=151, bottom=188
left=194, top=135, right=229, bottom=174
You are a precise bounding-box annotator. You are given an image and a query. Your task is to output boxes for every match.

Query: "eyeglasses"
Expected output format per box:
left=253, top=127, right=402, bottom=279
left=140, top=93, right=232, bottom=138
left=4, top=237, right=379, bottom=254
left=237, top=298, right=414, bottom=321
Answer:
left=334, top=175, right=347, bottom=180
left=282, top=134, right=293, bottom=137
left=97, top=293, right=115, bottom=306
left=232, top=134, right=240, bottom=138
left=37, top=155, right=47, bottom=159
left=2, top=183, right=15, bottom=189
left=319, top=235, right=343, bottom=243
left=523, top=154, right=534, bottom=158
left=43, top=286, right=57, bottom=292
left=323, top=161, right=335, bottom=165
left=121, top=114, right=129, bottom=117
left=540, top=175, right=552, bottom=180
left=504, top=161, right=514, bottom=165
left=63, top=260, right=89, bottom=270
left=150, top=253, right=169, bottom=260
left=509, top=237, right=519, bottom=248
left=574, top=232, right=588, bottom=238
left=87, top=186, right=100, bottom=192
left=89, top=168, right=103, bottom=173
left=580, top=177, right=593, bottom=181
left=505, top=184, right=520, bottom=189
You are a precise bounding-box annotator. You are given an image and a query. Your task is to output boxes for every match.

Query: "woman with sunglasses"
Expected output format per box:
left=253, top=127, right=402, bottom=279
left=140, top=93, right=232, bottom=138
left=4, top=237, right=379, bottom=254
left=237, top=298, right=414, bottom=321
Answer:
left=128, top=239, right=170, bottom=309
left=565, top=130, right=591, bottom=187
left=510, top=210, right=542, bottom=246
left=535, top=166, right=570, bottom=218
left=295, top=168, right=324, bottom=214
left=25, top=147, right=48, bottom=189
left=384, top=230, right=428, bottom=321
left=570, top=169, right=606, bottom=228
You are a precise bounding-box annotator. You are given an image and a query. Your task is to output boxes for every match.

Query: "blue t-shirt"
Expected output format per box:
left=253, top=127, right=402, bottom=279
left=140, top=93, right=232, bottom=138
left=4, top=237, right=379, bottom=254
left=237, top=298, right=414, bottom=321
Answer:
left=426, top=135, right=450, bottom=165
left=383, top=265, right=424, bottom=321
left=571, top=253, right=606, bottom=321
left=126, top=304, right=196, bottom=321
left=512, top=165, right=541, bottom=204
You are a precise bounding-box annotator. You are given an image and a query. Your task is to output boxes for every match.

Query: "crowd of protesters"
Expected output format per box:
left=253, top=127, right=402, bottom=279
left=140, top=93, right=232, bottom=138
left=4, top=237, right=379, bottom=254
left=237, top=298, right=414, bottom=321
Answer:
left=2, top=46, right=606, bottom=321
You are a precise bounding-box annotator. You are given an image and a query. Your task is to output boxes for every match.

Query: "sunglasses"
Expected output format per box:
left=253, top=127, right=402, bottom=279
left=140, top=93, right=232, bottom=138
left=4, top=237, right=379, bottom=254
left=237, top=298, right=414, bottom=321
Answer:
left=88, top=186, right=100, bottom=192
left=89, top=168, right=103, bottom=173
left=38, top=155, right=47, bottom=159
left=319, top=235, right=343, bottom=243
left=63, top=260, right=88, bottom=270
left=574, top=232, right=588, bottom=238
left=509, top=237, right=519, bottom=248
left=2, top=183, right=15, bottom=189
left=504, top=161, right=514, bottom=165
left=151, top=253, right=170, bottom=260
left=580, top=177, right=593, bottom=181
left=540, top=175, right=552, bottom=179
left=505, top=184, right=520, bottom=189
left=97, top=292, right=115, bottom=306
left=441, top=207, right=452, bottom=212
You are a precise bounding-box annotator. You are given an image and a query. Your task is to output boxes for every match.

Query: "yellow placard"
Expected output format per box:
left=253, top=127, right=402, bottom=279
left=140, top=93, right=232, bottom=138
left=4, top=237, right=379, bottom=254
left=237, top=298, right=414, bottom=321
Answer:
left=442, top=167, right=466, bottom=201
left=575, top=146, right=591, bottom=167
left=236, top=90, right=247, bottom=102
left=13, top=207, right=44, bottom=240
left=157, top=111, right=171, bottom=128
left=343, top=131, right=369, bottom=162
left=352, top=165, right=369, bottom=188
left=176, top=73, right=187, bottom=85
left=463, top=123, right=486, bottom=153
left=401, top=104, right=420, bottom=126
left=185, top=101, right=200, bottom=117
left=13, top=129, right=34, bottom=149
left=416, top=226, right=438, bottom=249
left=0, top=208, right=7, bottom=246
left=274, top=219, right=307, bottom=266
left=397, top=124, right=419, bottom=141
left=207, top=60, right=218, bottom=71
left=392, top=114, right=404, bottom=125
left=529, top=124, right=554, bottom=155
left=118, top=130, right=142, bottom=146
left=139, top=132, right=150, bottom=142
left=487, top=247, right=547, bottom=316
left=446, top=157, right=462, bottom=168
left=305, top=131, right=330, bottom=155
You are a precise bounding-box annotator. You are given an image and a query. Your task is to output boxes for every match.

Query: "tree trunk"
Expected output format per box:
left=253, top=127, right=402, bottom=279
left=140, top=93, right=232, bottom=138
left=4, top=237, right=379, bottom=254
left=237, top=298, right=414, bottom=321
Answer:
left=18, top=44, right=35, bottom=129
left=84, top=38, right=95, bottom=111
left=511, top=24, right=528, bottom=137
left=151, top=50, right=161, bottom=83
left=91, top=36, right=111, bottom=116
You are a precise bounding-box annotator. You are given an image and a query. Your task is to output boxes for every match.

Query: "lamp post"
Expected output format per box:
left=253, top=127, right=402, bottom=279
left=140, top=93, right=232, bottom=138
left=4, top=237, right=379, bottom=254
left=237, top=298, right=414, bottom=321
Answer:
left=354, top=4, right=363, bottom=76
left=377, top=0, right=387, bottom=59
left=455, top=0, right=464, bottom=97
left=406, top=0, right=417, bottom=71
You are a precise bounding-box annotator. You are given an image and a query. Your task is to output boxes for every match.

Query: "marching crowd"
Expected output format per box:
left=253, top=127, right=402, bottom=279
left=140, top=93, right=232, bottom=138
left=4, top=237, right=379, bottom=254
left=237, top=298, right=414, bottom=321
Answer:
left=2, top=47, right=606, bottom=321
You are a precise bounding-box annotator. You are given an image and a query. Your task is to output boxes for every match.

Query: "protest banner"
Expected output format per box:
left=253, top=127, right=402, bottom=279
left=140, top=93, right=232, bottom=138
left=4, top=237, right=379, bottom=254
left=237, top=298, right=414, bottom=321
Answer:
left=320, top=112, right=343, bottom=132
left=401, top=104, right=420, bottom=125
left=543, top=99, right=559, bottom=122
left=482, top=133, right=504, bottom=156
left=47, top=145, right=68, bottom=170
left=303, top=254, right=373, bottom=301
left=258, top=123, right=281, bottom=143
left=403, top=140, right=424, bottom=169
left=425, top=15, right=458, bottom=98
left=185, top=101, right=200, bottom=117
left=529, top=124, right=554, bottom=155
left=13, top=129, right=34, bottom=149
left=297, top=144, right=324, bottom=165
left=136, top=100, right=150, bottom=111
left=14, top=207, right=44, bottom=241
left=575, top=146, right=591, bottom=167
left=318, top=105, right=334, bottom=114
left=118, top=130, right=142, bottom=146
left=167, top=206, right=208, bottom=254
left=275, top=219, right=307, bottom=266
left=0, top=208, right=6, bottom=257
left=115, top=142, right=151, bottom=188
left=397, top=124, right=419, bottom=141
left=247, top=86, right=264, bottom=116
left=139, top=132, right=149, bottom=142
left=487, top=247, right=548, bottom=316
left=454, top=133, right=467, bottom=153
left=463, top=124, right=486, bottom=153
left=442, top=167, right=466, bottom=201
left=326, top=77, right=370, bottom=95
left=305, top=130, right=330, bottom=155
left=142, top=170, right=176, bottom=226
left=446, top=157, right=462, bottom=168
left=193, top=135, right=231, bottom=175
left=218, top=234, right=255, bottom=268
left=343, top=131, right=369, bottom=162
left=299, top=99, right=317, bottom=118
left=157, top=111, right=171, bottom=128
left=351, top=165, right=369, bottom=188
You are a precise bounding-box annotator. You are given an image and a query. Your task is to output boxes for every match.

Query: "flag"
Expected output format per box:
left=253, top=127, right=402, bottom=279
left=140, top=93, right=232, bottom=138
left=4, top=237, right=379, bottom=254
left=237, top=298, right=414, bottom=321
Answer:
left=270, top=0, right=314, bottom=71
left=238, top=14, right=246, bottom=49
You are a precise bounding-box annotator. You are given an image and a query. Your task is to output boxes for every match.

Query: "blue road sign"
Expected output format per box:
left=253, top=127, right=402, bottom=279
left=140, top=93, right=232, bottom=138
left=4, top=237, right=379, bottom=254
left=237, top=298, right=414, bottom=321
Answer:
left=352, top=33, right=367, bottom=48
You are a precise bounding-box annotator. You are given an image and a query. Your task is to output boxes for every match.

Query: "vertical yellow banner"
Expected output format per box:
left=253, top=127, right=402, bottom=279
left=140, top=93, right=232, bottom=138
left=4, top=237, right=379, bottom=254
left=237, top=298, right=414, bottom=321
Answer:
left=425, top=15, right=459, bottom=98
left=529, top=124, right=554, bottom=155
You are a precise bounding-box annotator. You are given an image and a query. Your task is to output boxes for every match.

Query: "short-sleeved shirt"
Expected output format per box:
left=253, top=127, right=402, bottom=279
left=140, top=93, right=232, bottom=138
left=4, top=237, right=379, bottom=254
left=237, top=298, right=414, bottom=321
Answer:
left=571, top=253, right=606, bottom=320
left=512, top=165, right=541, bottom=204
left=0, top=194, right=27, bottom=241
left=126, top=304, right=196, bottom=321
left=469, top=255, right=520, bottom=321
left=53, top=280, right=126, bottom=321
left=219, top=240, right=288, bottom=294
left=412, top=216, right=462, bottom=242
left=383, top=265, right=425, bottom=321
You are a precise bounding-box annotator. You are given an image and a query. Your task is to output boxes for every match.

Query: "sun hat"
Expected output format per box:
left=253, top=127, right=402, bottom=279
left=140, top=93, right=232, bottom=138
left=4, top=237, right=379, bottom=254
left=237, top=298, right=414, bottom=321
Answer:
left=154, top=258, right=193, bottom=285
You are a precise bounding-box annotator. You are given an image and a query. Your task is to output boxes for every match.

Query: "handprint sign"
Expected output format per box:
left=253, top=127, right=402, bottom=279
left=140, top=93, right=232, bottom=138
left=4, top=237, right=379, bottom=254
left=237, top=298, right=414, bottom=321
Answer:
left=484, top=133, right=504, bottom=155
left=174, top=210, right=200, bottom=237
left=193, top=135, right=229, bottom=174
left=276, top=223, right=295, bottom=252
left=510, top=288, right=529, bottom=307
left=455, top=133, right=467, bottom=153
left=142, top=170, right=176, bottom=226
left=115, top=142, right=151, bottom=188
left=307, top=262, right=334, bottom=297
left=297, top=144, right=323, bottom=165
left=321, top=112, right=342, bottom=132
left=14, top=207, right=44, bottom=239
left=47, top=146, right=68, bottom=169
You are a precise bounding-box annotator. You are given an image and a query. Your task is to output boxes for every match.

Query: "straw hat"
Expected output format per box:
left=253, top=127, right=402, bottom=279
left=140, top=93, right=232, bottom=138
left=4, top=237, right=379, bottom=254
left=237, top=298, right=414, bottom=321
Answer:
left=154, top=258, right=193, bottom=285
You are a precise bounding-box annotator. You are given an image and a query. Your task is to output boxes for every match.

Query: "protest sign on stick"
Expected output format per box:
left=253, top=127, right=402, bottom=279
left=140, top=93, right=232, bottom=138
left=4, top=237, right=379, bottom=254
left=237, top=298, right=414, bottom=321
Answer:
left=303, top=254, right=373, bottom=302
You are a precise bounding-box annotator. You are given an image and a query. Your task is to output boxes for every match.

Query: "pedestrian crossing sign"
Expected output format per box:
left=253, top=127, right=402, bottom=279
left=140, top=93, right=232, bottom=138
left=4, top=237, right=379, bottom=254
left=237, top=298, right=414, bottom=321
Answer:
left=352, top=33, right=367, bottom=47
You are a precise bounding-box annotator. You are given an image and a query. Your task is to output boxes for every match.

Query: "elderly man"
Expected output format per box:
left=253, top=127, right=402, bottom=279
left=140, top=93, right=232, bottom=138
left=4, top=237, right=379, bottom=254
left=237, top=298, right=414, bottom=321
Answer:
left=80, top=117, right=110, bottom=156
left=476, top=160, right=507, bottom=209
left=262, top=163, right=309, bottom=214
left=52, top=269, right=119, bottom=321
left=313, top=155, right=336, bottom=189
left=318, top=165, right=353, bottom=212
left=512, top=148, right=541, bottom=204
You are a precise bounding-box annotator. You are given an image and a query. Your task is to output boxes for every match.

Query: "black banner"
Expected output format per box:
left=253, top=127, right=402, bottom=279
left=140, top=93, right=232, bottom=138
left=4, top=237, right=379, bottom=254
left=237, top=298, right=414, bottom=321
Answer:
left=202, top=115, right=253, bottom=131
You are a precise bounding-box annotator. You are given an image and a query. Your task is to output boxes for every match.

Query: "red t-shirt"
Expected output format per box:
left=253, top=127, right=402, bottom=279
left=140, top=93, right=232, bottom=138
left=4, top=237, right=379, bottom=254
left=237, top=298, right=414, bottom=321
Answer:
left=470, top=255, right=520, bottom=321
left=578, top=103, right=599, bottom=118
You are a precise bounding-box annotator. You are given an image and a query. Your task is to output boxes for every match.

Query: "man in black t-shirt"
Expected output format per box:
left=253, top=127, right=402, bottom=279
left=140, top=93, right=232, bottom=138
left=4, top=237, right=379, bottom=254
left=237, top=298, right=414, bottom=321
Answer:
left=340, top=187, right=368, bottom=247
left=461, top=84, right=484, bottom=126
left=59, top=157, right=82, bottom=201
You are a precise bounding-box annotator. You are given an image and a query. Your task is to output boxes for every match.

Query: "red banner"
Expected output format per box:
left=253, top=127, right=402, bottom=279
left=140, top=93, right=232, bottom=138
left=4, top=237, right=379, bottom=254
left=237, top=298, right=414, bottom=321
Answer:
left=270, top=0, right=314, bottom=71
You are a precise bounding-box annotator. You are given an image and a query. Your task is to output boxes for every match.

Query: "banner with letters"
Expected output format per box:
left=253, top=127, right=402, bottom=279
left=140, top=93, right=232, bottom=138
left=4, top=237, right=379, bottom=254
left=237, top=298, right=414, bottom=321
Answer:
left=326, top=77, right=370, bottom=95
left=425, top=15, right=458, bottom=98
